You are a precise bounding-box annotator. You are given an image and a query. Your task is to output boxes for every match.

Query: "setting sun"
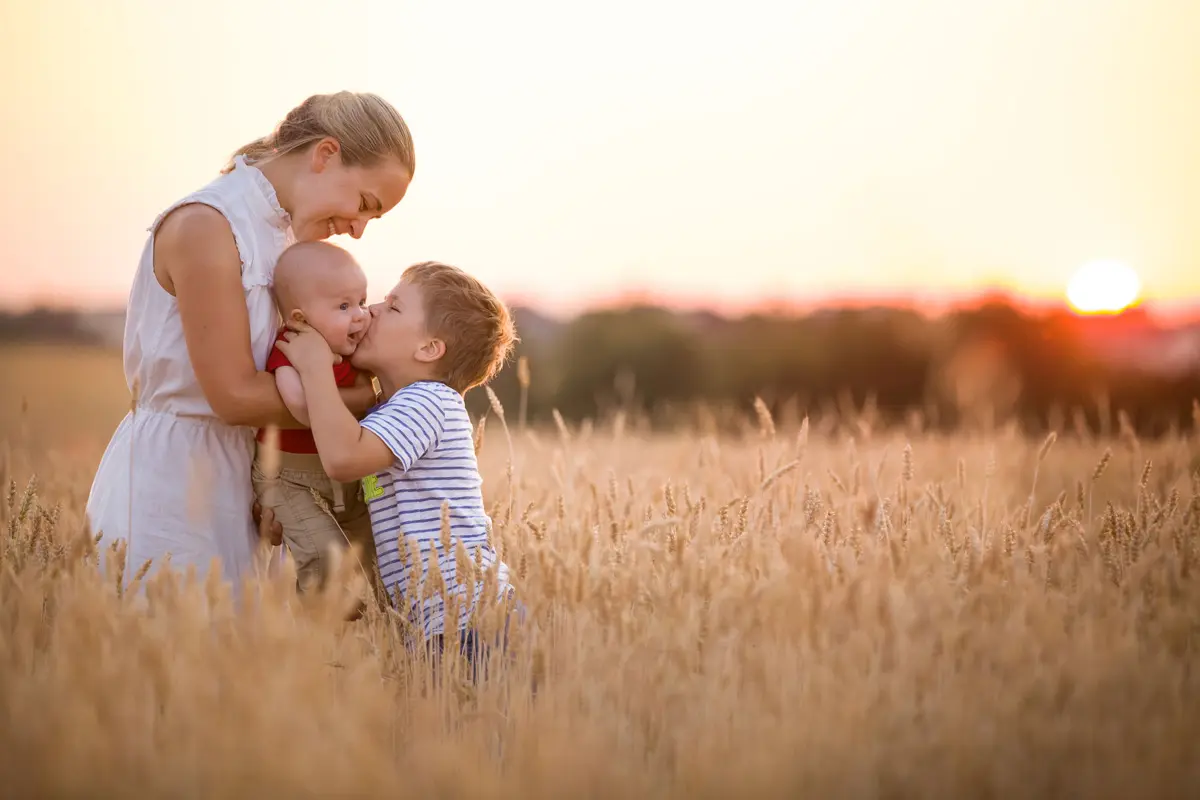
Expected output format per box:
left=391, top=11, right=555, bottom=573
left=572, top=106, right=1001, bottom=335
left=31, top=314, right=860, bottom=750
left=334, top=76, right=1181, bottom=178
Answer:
left=1066, top=260, right=1142, bottom=314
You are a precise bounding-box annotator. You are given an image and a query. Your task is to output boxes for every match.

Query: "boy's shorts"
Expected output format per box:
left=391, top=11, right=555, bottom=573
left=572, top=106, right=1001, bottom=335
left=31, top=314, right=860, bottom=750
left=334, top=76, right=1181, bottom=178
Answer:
left=251, top=449, right=379, bottom=597
left=422, top=592, right=529, bottom=685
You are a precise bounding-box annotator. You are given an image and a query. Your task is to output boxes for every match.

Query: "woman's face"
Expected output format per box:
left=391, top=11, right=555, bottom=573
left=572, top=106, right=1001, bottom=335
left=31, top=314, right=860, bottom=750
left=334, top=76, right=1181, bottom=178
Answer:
left=291, top=138, right=411, bottom=243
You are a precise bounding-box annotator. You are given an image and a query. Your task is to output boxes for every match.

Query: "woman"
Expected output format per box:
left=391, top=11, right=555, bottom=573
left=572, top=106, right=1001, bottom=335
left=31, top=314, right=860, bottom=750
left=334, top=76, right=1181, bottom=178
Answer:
left=86, top=91, right=415, bottom=590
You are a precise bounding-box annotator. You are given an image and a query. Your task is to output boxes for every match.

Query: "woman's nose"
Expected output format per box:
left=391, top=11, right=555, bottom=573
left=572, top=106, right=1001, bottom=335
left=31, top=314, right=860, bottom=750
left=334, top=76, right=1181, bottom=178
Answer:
left=350, top=219, right=369, bottom=239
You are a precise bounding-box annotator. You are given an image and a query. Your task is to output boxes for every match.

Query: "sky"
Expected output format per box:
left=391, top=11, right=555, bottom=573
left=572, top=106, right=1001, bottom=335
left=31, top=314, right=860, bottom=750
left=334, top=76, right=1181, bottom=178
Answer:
left=1, top=0, right=1199, bottom=317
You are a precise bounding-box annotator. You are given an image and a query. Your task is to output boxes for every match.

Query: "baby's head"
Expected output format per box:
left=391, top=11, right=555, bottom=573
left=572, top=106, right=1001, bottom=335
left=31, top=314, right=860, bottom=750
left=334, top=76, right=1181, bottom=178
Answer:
left=273, top=241, right=369, bottom=357
left=352, top=261, right=517, bottom=393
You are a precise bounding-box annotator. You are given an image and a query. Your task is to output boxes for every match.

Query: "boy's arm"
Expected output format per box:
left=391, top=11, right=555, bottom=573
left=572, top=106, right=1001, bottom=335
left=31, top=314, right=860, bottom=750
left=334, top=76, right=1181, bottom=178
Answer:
left=276, top=325, right=443, bottom=481
left=342, top=370, right=380, bottom=420
left=298, top=367, right=394, bottom=482
left=274, top=366, right=311, bottom=427
left=269, top=343, right=372, bottom=427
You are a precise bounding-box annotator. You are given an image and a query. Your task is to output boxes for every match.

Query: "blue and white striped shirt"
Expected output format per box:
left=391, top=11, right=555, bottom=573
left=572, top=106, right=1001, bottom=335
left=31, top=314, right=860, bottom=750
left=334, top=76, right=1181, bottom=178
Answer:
left=360, top=380, right=510, bottom=638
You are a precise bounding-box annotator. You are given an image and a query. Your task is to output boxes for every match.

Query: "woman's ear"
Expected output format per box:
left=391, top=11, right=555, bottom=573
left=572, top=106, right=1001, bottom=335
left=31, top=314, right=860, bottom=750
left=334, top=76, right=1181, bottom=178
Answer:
left=414, top=338, right=446, bottom=365
left=310, top=137, right=341, bottom=173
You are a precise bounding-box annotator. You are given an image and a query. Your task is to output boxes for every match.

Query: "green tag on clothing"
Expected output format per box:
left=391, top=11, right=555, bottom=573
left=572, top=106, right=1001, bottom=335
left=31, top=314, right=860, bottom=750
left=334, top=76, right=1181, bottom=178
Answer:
left=361, top=474, right=384, bottom=501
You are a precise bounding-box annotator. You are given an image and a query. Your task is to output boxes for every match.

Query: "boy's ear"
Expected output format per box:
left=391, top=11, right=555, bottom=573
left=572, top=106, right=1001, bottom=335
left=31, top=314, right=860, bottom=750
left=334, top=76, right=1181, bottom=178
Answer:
left=288, top=309, right=307, bottom=325
left=414, top=337, right=446, bottom=364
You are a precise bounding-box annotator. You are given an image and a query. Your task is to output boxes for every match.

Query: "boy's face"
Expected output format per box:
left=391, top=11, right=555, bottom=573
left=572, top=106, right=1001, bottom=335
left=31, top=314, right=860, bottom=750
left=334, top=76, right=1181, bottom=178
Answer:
left=351, top=279, right=440, bottom=378
left=294, top=261, right=370, bottom=357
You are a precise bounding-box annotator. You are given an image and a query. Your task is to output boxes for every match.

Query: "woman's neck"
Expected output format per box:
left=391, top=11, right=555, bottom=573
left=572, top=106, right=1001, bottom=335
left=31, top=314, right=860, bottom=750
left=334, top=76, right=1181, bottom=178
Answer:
left=255, top=156, right=299, bottom=217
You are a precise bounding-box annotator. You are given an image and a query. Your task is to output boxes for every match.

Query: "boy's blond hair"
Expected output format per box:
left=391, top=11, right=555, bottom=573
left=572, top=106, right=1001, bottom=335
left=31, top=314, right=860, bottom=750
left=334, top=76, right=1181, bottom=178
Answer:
left=403, top=261, right=517, bottom=393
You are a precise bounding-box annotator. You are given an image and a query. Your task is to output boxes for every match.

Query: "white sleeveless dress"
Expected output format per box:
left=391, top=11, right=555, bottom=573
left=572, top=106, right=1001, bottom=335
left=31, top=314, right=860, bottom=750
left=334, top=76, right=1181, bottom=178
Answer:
left=86, top=156, right=293, bottom=587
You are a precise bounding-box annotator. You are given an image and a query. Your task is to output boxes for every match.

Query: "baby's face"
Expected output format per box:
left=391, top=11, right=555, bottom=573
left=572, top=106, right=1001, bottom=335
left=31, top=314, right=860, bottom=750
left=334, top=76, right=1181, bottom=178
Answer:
left=299, top=263, right=370, bottom=357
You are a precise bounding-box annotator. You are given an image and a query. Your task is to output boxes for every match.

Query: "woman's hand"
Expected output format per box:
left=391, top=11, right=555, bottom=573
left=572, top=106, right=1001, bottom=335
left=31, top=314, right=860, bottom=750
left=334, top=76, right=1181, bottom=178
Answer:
left=277, top=323, right=339, bottom=375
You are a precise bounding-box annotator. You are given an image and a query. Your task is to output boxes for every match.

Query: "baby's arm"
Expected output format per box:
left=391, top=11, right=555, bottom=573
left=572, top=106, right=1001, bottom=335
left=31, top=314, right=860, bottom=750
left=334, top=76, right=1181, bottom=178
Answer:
left=274, top=366, right=311, bottom=427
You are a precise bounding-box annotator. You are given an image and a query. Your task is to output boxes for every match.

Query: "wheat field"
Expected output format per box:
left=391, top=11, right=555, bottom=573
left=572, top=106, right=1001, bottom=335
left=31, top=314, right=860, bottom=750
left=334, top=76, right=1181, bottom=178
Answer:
left=2, top=344, right=1199, bottom=798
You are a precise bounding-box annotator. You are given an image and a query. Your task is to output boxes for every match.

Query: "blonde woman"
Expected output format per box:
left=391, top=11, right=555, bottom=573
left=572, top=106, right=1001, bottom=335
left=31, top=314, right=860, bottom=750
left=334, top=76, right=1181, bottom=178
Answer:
left=86, top=91, right=415, bottom=590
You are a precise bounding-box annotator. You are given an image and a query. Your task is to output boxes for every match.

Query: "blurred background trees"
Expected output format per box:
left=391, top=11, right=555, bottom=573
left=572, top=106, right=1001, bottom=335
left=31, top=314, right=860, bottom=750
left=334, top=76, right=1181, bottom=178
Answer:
left=5, top=298, right=1198, bottom=437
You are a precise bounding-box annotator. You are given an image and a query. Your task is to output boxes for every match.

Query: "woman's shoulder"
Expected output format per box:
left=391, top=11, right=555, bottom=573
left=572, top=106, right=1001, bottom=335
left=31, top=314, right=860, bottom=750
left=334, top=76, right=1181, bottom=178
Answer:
left=157, top=202, right=233, bottom=237
left=154, top=204, right=238, bottom=261
left=149, top=202, right=244, bottom=298
left=152, top=159, right=282, bottom=242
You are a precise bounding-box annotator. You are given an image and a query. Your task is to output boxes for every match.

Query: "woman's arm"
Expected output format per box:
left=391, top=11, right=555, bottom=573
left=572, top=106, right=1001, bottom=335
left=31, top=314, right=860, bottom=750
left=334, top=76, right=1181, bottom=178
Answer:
left=156, top=204, right=375, bottom=429
left=156, top=204, right=298, bottom=429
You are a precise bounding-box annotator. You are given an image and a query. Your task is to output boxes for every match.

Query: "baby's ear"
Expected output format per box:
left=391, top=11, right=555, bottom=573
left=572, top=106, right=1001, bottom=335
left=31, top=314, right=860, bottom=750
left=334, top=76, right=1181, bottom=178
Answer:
left=288, top=309, right=307, bottom=325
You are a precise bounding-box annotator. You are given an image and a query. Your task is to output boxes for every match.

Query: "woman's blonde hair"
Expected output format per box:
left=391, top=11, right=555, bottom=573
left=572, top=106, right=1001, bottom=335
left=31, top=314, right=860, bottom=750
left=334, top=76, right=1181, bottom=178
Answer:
left=222, top=91, right=415, bottom=177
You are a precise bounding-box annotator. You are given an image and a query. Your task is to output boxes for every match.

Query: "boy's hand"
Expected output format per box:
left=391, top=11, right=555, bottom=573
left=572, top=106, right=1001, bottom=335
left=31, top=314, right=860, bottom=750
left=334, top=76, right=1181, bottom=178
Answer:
left=277, top=323, right=340, bottom=374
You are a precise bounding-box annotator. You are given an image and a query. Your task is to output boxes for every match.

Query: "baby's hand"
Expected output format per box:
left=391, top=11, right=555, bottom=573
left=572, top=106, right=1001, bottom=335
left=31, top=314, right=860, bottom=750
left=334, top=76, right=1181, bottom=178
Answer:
left=277, top=323, right=340, bottom=374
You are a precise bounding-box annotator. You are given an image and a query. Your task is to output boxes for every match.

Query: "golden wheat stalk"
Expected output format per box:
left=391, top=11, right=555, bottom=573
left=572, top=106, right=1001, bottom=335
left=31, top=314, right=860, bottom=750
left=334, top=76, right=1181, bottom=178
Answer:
left=517, top=355, right=530, bottom=432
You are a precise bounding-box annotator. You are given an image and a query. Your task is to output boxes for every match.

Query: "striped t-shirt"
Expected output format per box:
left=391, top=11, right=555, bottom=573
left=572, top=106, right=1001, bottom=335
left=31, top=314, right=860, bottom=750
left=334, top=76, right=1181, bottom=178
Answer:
left=360, top=380, right=510, bottom=638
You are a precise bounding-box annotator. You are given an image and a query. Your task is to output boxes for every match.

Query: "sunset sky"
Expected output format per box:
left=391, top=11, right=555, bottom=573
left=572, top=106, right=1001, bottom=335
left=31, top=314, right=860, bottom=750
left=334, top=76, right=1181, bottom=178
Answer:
left=2, top=0, right=1199, bottom=317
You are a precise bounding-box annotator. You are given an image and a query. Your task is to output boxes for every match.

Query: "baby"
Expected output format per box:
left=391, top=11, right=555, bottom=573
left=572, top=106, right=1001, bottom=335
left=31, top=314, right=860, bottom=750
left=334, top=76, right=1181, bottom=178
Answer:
left=275, top=260, right=519, bottom=664
left=252, top=241, right=380, bottom=597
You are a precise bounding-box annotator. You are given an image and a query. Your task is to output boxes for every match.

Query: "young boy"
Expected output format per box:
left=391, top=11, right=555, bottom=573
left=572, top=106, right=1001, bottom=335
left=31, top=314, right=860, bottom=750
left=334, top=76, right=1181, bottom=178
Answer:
left=252, top=241, right=380, bottom=597
left=276, top=261, right=518, bottom=654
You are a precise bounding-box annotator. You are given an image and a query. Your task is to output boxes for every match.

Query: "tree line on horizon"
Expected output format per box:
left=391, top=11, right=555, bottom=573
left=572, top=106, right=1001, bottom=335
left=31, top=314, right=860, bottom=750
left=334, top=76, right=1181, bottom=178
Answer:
left=3, top=301, right=1198, bottom=437
left=482, top=299, right=1200, bottom=438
